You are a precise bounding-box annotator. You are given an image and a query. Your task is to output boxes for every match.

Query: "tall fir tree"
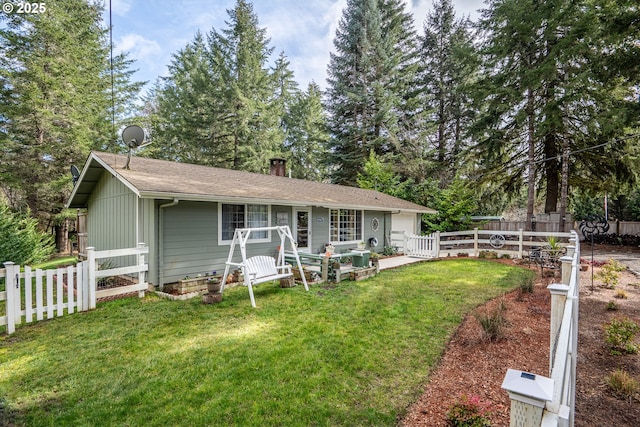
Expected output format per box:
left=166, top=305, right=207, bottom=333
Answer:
left=284, top=82, right=330, bottom=181
left=209, top=0, right=281, bottom=173
left=325, top=0, right=420, bottom=186
left=470, top=0, right=638, bottom=226
left=418, top=0, right=477, bottom=186
left=0, top=0, right=142, bottom=236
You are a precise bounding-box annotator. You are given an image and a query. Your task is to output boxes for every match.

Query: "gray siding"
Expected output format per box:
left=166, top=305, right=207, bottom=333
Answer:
left=161, top=201, right=219, bottom=285
left=87, top=172, right=138, bottom=270
left=160, top=202, right=290, bottom=285
left=139, top=198, right=157, bottom=286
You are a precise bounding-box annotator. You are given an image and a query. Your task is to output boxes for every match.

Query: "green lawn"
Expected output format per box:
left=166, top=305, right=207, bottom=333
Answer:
left=0, top=259, right=534, bottom=426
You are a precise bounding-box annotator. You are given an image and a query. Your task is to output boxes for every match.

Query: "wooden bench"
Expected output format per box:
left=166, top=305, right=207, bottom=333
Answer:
left=229, top=255, right=292, bottom=307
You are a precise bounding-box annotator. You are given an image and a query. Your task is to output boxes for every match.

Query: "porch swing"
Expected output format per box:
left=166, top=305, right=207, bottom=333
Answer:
left=219, top=225, right=309, bottom=307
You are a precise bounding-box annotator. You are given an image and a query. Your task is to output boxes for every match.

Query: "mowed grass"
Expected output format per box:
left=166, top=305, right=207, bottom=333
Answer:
left=0, top=259, right=534, bottom=426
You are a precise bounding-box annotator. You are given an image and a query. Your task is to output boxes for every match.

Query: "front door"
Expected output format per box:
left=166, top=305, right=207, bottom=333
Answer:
left=293, top=208, right=311, bottom=252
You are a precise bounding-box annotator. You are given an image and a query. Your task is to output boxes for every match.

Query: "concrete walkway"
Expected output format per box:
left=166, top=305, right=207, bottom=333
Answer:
left=378, top=255, right=429, bottom=270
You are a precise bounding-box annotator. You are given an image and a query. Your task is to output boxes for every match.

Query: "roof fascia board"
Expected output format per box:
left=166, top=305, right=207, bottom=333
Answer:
left=140, top=191, right=432, bottom=213
left=93, top=154, right=141, bottom=197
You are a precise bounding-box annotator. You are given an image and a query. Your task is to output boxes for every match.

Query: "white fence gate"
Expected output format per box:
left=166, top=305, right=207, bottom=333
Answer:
left=1, top=244, right=148, bottom=335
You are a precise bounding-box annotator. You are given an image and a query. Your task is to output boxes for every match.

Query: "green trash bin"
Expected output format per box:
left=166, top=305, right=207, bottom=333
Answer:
left=351, top=250, right=370, bottom=267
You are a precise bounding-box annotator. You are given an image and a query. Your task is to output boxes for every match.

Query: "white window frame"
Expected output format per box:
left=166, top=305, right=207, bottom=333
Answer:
left=329, top=209, right=363, bottom=244
left=218, top=203, right=271, bottom=245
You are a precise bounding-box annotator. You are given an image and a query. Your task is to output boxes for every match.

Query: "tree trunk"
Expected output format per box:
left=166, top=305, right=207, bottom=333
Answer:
left=544, top=134, right=560, bottom=213
left=558, top=137, right=569, bottom=232
left=55, top=219, right=70, bottom=254
left=526, top=88, right=536, bottom=231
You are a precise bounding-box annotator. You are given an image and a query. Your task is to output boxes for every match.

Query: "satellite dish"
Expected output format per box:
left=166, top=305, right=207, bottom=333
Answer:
left=121, top=125, right=151, bottom=169
left=70, top=165, right=81, bottom=185
left=122, top=125, right=146, bottom=148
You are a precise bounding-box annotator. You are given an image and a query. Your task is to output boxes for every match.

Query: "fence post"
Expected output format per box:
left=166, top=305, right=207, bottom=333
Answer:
left=434, top=231, right=441, bottom=258
left=518, top=229, right=524, bottom=258
left=87, top=247, right=96, bottom=310
left=473, top=228, right=479, bottom=257
left=502, top=369, right=554, bottom=427
left=4, top=262, right=16, bottom=334
left=548, top=283, right=569, bottom=374
left=560, top=252, right=574, bottom=286
left=138, top=242, right=147, bottom=298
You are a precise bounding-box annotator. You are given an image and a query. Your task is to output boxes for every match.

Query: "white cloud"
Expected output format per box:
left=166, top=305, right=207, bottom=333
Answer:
left=106, top=0, right=132, bottom=16
left=117, top=33, right=162, bottom=60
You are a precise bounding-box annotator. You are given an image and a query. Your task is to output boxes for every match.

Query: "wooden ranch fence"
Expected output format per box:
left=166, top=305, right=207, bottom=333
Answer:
left=405, top=228, right=574, bottom=259
left=1, top=244, right=148, bottom=335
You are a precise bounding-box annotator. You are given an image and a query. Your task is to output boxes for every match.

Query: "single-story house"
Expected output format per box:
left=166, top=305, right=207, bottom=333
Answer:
left=66, top=151, right=436, bottom=289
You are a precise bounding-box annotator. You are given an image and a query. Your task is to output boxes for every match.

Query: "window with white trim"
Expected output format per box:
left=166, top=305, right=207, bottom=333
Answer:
left=329, top=209, right=362, bottom=243
left=220, top=204, right=270, bottom=243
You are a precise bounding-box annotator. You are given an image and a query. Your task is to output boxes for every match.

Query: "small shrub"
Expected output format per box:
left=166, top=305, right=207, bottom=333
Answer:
left=446, top=394, right=492, bottom=427
left=606, top=369, right=639, bottom=401
left=0, top=204, right=55, bottom=264
left=478, top=251, right=497, bottom=259
left=606, top=300, right=619, bottom=311
left=607, top=259, right=627, bottom=272
left=614, top=289, right=628, bottom=299
left=475, top=299, right=507, bottom=341
left=596, top=263, right=620, bottom=289
left=604, top=317, right=640, bottom=355
left=519, top=276, right=534, bottom=294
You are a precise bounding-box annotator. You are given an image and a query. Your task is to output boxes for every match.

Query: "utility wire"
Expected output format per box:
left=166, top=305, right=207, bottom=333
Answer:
left=535, top=133, right=640, bottom=164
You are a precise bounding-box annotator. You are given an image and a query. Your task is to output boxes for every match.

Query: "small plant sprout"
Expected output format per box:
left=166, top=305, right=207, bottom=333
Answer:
left=596, top=260, right=622, bottom=289
left=606, top=300, right=619, bottom=311
left=614, top=289, right=627, bottom=299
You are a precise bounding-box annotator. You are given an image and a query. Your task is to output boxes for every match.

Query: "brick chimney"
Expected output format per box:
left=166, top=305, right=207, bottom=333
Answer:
left=270, top=158, right=286, bottom=177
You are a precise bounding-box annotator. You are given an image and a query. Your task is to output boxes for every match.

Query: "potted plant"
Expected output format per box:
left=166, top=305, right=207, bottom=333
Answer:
left=357, top=241, right=366, bottom=250
left=207, top=277, right=221, bottom=293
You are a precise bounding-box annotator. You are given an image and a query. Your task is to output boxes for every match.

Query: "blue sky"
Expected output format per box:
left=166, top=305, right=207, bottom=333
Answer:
left=104, top=0, right=481, bottom=96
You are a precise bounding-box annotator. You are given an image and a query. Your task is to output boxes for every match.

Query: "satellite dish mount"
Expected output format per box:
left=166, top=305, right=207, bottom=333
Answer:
left=122, top=125, right=151, bottom=169
left=70, top=165, right=81, bottom=186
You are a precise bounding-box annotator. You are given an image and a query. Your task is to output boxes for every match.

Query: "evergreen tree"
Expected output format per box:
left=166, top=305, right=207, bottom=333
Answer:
left=325, top=0, right=420, bottom=186
left=209, top=0, right=281, bottom=173
left=471, top=0, right=639, bottom=228
left=148, top=32, right=228, bottom=165
left=0, top=0, right=141, bottom=233
left=284, top=82, right=330, bottom=181
left=418, top=0, right=477, bottom=186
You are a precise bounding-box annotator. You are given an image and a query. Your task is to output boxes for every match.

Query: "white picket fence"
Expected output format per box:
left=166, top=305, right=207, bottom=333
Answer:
left=405, top=228, right=574, bottom=259
left=0, top=244, right=148, bottom=335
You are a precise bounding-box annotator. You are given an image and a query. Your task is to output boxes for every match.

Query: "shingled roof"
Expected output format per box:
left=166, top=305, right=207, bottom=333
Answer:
left=67, top=151, right=435, bottom=214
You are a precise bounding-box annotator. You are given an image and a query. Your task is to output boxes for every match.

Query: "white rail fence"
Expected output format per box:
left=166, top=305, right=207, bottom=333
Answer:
left=405, top=228, right=574, bottom=259
left=502, top=231, right=580, bottom=427
left=1, top=244, right=148, bottom=335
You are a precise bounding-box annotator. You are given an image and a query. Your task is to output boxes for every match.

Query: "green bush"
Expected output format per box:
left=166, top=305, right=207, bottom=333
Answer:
left=0, top=205, right=55, bottom=265
left=604, top=317, right=640, bottom=355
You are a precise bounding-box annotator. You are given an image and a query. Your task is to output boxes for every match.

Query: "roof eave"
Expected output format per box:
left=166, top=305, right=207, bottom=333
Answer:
left=139, top=191, right=434, bottom=213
